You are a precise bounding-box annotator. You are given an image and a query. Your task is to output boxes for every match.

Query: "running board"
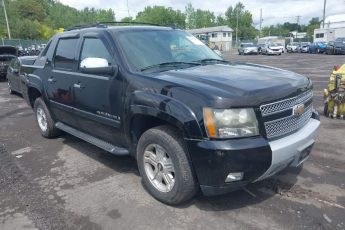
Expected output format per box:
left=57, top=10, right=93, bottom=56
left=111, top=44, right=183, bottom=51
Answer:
left=55, top=122, right=129, bottom=156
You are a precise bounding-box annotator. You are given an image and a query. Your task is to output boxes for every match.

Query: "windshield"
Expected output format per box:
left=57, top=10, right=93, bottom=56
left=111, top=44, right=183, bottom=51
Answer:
left=270, top=43, right=278, bottom=47
left=0, top=55, right=16, bottom=62
left=276, top=43, right=283, bottom=46
left=242, top=43, right=254, bottom=47
left=115, top=30, right=222, bottom=71
left=335, top=37, right=345, bottom=42
left=291, top=42, right=299, bottom=46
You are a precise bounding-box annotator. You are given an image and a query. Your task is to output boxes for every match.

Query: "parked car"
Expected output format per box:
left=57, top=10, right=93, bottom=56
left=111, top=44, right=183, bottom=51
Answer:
left=274, top=42, right=285, bottom=53
left=7, top=56, right=37, bottom=95
left=326, top=37, right=345, bottom=55
left=238, top=43, right=258, bottom=55
left=297, top=42, right=311, bottom=53
left=0, top=46, right=18, bottom=81
left=261, top=43, right=282, bottom=55
left=21, top=23, right=320, bottom=205
left=308, top=42, right=327, bottom=54
left=286, top=42, right=299, bottom=53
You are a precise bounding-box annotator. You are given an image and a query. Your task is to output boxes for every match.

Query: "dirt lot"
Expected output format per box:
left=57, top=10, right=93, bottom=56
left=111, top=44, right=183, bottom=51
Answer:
left=0, top=53, right=344, bottom=230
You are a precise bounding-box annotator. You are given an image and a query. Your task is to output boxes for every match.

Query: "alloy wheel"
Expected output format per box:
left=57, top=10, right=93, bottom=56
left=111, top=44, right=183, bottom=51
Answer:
left=143, top=144, right=175, bottom=193
left=36, top=106, right=48, bottom=132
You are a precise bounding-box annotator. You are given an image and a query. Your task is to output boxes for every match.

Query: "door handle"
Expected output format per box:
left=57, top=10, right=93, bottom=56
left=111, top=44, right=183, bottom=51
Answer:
left=73, top=83, right=84, bottom=89
left=48, top=77, right=56, bottom=83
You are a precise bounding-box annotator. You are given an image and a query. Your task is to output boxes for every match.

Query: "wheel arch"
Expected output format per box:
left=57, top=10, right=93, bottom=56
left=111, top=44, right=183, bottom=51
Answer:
left=25, top=74, right=45, bottom=108
left=125, top=91, right=203, bottom=154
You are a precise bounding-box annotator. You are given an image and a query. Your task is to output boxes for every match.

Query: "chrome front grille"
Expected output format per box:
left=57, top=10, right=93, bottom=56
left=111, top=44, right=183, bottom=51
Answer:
left=260, top=90, right=313, bottom=139
left=260, top=90, right=313, bottom=116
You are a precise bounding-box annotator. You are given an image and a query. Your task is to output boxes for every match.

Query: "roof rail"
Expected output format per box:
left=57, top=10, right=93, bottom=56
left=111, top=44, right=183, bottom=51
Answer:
left=98, top=21, right=163, bottom=27
left=64, top=21, right=164, bottom=31
left=64, top=23, right=106, bottom=31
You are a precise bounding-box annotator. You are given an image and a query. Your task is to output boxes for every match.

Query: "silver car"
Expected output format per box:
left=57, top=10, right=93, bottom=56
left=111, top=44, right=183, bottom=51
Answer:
left=261, top=44, right=282, bottom=55
left=238, top=43, right=258, bottom=55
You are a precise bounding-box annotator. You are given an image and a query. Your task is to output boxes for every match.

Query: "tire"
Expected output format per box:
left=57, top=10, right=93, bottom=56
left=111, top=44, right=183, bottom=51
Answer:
left=33, top=97, right=61, bottom=138
left=8, top=82, right=14, bottom=94
left=137, top=125, right=197, bottom=205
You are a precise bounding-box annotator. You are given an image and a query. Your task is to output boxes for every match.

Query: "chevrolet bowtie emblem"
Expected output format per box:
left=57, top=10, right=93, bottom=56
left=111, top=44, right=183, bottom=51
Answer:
left=293, top=104, right=305, bottom=116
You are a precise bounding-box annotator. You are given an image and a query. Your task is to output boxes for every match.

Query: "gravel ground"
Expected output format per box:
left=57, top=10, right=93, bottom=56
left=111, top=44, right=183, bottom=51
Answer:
left=0, top=52, right=344, bottom=230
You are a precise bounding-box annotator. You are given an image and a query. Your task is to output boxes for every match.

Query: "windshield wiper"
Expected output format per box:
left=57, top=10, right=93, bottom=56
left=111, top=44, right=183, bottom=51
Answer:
left=194, top=58, right=229, bottom=64
left=140, top=61, right=200, bottom=72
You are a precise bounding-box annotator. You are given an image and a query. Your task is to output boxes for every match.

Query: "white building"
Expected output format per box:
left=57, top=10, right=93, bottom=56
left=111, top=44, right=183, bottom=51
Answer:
left=188, top=26, right=233, bottom=51
left=258, top=36, right=286, bottom=46
left=289, top=31, right=308, bottom=39
left=314, top=14, right=345, bottom=42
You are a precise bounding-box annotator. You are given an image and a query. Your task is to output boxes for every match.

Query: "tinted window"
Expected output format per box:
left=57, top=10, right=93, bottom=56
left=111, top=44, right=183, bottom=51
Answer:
left=40, top=41, right=51, bottom=57
left=54, top=38, right=78, bottom=70
left=80, top=38, right=112, bottom=65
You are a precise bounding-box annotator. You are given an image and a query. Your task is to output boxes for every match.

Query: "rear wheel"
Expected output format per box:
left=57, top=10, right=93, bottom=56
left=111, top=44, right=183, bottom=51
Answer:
left=137, top=125, right=197, bottom=205
left=8, top=82, right=14, bottom=94
left=34, top=98, right=61, bottom=138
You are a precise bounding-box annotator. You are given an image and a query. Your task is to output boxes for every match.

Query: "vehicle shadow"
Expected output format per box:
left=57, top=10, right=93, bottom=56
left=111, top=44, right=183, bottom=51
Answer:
left=189, top=167, right=302, bottom=211
left=60, top=133, right=140, bottom=176
left=60, top=132, right=301, bottom=211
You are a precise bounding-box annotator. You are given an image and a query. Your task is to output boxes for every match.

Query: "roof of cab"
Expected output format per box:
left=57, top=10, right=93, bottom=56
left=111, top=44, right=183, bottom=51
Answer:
left=56, top=25, right=174, bottom=38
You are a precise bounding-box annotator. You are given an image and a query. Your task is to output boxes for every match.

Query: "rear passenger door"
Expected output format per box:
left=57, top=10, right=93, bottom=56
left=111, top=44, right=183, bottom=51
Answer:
left=74, top=34, right=124, bottom=145
left=47, top=37, right=80, bottom=128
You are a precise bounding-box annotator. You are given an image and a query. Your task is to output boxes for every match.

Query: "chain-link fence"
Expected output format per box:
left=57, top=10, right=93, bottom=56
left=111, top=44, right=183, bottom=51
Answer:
left=1, top=38, right=47, bottom=48
left=1, top=38, right=48, bottom=56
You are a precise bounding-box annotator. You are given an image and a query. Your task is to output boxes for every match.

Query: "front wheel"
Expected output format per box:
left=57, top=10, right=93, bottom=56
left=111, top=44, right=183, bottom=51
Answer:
left=137, top=125, right=197, bottom=205
left=34, top=97, right=61, bottom=138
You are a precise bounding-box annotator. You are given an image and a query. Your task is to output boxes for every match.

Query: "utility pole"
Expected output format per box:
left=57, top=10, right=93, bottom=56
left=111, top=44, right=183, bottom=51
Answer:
left=296, top=15, right=300, bottom=32
left=235, top=8, right=239, bottom=46
left=1, top=0, right=11, bottom=39
left=126, top=0, right=130, bottom=17
left=322, top=0, right=326, bottom=28
left=259, top=8, right=263, bottom=38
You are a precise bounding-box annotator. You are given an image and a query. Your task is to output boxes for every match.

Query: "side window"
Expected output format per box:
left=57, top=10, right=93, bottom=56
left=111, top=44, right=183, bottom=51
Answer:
left=14, top=59, right=20, bottom=70
left=80, top=38, right=112, bottom=66
left=54, top=38, right=78, bottom=70
left=10, top=59, right=19, bottom=70
left=40, top=41, right=51, bottom=57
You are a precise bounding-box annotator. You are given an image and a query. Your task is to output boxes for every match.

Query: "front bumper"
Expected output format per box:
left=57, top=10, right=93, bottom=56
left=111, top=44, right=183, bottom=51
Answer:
left=186, top=116, right=320, bottom=196
left=267, top=50, right=281, bottom=55
left=244, top=49, right=258, bottom=54
left=335, top=48, right=345, bottom=54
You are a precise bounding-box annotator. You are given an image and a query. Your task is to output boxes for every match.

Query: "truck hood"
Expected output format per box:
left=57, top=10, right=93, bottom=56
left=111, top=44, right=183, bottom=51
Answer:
left=151, top=63, right=311, bottom=107
left=0, top=46, right=18, bottom=56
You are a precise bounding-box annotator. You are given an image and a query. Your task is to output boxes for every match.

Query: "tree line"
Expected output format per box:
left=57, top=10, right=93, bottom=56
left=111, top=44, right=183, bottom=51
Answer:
left=0, top=0, right=320, bottom=40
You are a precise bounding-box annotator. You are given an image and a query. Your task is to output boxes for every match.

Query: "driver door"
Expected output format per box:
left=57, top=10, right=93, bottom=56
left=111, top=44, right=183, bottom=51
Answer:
left=74, top=34, right=124, bottom=145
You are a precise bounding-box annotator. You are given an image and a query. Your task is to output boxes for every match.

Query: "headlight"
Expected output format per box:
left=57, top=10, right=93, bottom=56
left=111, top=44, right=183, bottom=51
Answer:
left=203, top=108, right=259, bottom=138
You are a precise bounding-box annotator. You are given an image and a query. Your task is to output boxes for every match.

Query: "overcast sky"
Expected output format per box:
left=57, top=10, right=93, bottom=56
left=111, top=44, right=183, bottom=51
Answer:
left=59, top=0, right=345, bottom=27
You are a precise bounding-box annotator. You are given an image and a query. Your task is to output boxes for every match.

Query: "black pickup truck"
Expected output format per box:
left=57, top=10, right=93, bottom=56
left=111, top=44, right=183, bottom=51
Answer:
left=21, top=24, right=320, bottom=205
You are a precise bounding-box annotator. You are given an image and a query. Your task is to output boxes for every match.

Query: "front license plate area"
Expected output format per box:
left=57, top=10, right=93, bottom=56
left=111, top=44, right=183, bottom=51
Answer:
left=298, top=144, right=314, bottom=163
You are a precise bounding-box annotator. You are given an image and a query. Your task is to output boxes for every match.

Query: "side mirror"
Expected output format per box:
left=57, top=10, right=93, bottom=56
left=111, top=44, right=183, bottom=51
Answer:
left=80, top=57, right=117, bottom=75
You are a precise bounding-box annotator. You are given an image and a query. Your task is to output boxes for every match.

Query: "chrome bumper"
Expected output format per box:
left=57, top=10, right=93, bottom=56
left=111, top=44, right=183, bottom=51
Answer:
left=255, top=118, right=320, bottom=181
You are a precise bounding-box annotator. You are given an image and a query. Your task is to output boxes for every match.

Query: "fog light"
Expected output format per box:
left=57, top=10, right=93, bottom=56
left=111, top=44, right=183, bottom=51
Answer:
left=225, top=172, right=244, bottom=183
